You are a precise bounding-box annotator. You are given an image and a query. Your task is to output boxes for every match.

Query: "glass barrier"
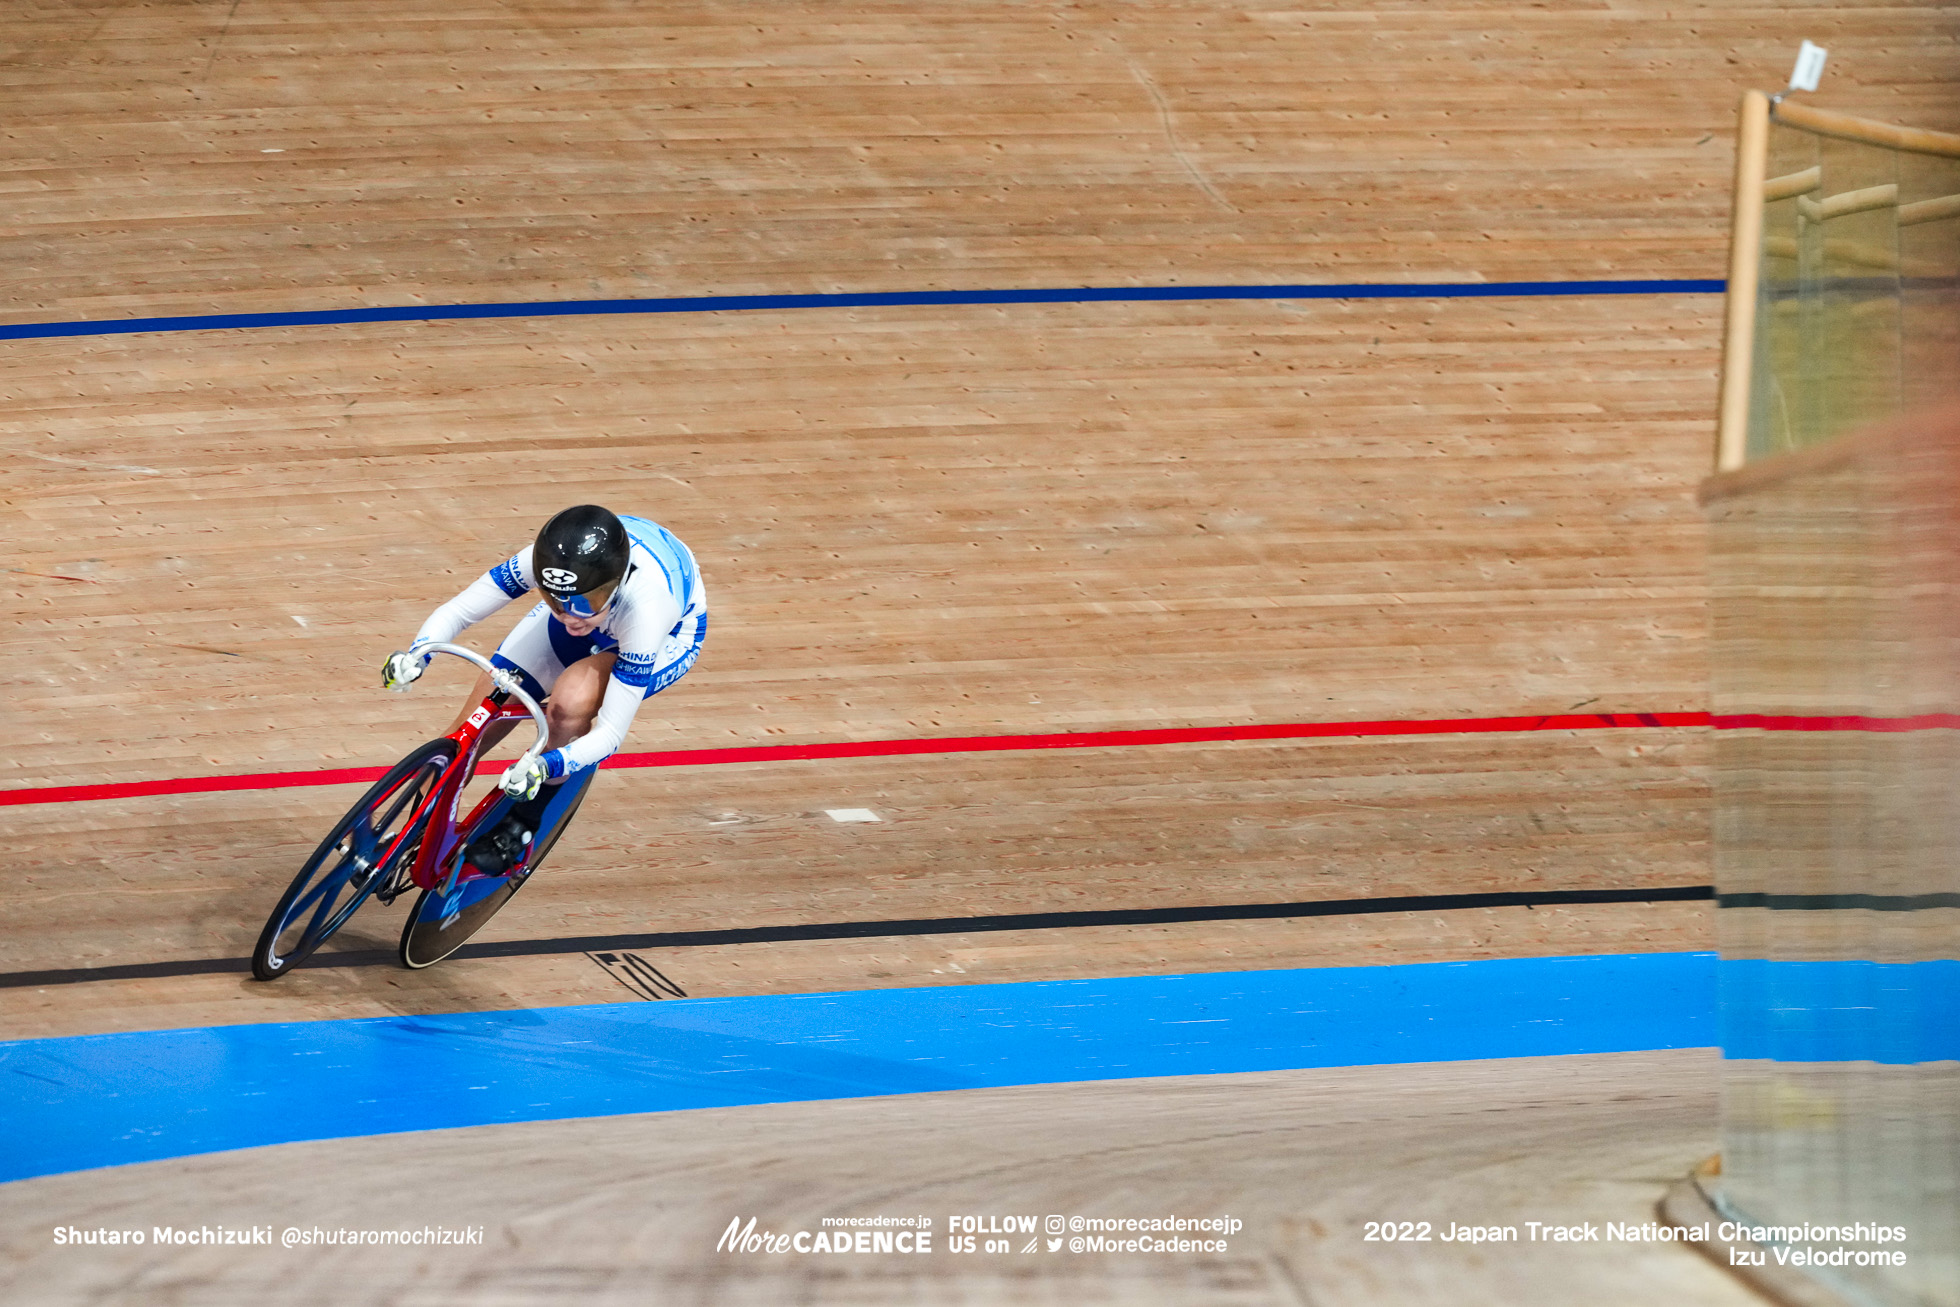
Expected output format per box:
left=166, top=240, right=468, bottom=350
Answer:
left=1705, top=401, right=1960, bottom=1305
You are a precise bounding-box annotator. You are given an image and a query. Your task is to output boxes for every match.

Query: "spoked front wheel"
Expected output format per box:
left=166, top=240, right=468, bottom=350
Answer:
left=252, top=739, right=456, bottom=981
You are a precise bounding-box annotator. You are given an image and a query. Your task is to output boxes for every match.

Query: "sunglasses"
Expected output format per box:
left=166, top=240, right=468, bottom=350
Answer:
left=543, top=582, right=618, bottom=620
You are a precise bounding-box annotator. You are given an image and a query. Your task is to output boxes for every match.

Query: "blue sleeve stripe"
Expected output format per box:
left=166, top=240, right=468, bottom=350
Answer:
left=613, top=651, right=658, bottom=690
left=647, top=641, right=703, bottom=695
left=489, top=555, right=530, bottom=599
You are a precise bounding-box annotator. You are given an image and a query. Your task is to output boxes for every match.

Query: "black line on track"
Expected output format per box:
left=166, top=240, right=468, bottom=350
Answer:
left=0, top=885, right=1715, bottom=990
left=1718, top=890, right=1960, bottom=912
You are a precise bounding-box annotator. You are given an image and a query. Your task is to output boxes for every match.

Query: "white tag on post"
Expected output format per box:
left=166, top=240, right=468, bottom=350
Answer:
left=1788, top=40, right=1828, bottom=93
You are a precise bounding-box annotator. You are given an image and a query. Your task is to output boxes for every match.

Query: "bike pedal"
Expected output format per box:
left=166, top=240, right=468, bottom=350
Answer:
left=461, top=817, right=535, bottom=878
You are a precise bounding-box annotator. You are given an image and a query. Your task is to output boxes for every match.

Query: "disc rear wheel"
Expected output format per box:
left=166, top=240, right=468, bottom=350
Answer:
left=398, top=769, right=593, bottom=969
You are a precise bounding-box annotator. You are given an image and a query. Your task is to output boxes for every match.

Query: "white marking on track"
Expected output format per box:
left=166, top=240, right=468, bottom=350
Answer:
left=24, top=451, right=160, bottom=476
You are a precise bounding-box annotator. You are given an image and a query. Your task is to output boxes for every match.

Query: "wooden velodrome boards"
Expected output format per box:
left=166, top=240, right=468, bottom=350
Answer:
left=5, top=3, right=1959, bottom=1038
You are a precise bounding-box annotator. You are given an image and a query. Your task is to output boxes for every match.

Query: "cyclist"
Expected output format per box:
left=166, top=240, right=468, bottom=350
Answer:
left=380, top=505, right=706, bottom=874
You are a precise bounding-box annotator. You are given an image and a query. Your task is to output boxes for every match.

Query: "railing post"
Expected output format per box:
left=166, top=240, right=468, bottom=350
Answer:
left=1716, top=89, right=1772, bottom=473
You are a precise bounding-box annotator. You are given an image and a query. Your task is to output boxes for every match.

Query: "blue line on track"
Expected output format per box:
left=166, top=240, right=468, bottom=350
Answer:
left=0, top=279, right=1725, bottom=342
left=1721, top=958, right=1960, bottom=1064
left=0, top=953, right=1715, bottom=1182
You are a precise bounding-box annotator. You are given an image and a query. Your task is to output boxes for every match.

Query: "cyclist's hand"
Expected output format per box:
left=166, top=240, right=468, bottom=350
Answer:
left=381, top=647, right=430, bottom=692
left=498, top=754, right=547, bottom=801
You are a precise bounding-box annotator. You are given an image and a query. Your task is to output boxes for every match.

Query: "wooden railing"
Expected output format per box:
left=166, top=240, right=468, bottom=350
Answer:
left=1714, top=96, right=1960, bottom=472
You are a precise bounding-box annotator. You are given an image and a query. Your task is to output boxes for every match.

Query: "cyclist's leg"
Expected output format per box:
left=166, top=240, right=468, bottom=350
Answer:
left=506, top=614, right=704, bottom=821
left=456, top=606, right=583, bottom=872
left=500, top=650, right=614, bottom=837
left=469, top=611, right=702, bottom=862
left=538, top=650, right=618, bottom=748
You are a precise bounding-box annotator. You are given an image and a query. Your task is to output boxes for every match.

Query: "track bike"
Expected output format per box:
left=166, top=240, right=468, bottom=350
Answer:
left=251, top=643, right=596, bottom=979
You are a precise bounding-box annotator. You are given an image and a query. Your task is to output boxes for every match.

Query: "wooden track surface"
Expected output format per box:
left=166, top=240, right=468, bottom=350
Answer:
left=9, top=2, right=1958, bottom=1027
left=4, top=1, right=1958, bottom=322
left=7, top=5, right=1952, bottom=1018
left=4, top=4, right=1959, bottom=1298
left=4, top=731, right=1710, bottom=1038
left=7, top=291, right=1727, bottom=1041
left=0, top=1051, right=1751, bottom=1306
left=7, top=294, right=1718, bottom=792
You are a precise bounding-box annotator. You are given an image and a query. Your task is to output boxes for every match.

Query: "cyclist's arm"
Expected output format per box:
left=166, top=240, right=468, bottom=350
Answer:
left=411, top=548, right=534, bottom=647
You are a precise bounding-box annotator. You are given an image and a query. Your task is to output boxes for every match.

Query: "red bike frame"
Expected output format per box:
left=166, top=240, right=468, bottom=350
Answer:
left=396, top=692, right=539, bottom=894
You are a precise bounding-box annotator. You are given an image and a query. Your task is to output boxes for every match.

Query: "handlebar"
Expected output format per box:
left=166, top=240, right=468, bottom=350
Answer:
left=415, top=642, right=550, bottom=765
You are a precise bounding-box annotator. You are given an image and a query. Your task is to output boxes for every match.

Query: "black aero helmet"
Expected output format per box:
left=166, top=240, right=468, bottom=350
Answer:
left=533, top=505, right=630, bottom=609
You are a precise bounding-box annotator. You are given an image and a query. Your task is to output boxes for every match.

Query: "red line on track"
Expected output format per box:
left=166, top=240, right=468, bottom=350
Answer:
left=1710, top=712, right=1960, bottom=733
left=0, top=711, right=1713, bottom=809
